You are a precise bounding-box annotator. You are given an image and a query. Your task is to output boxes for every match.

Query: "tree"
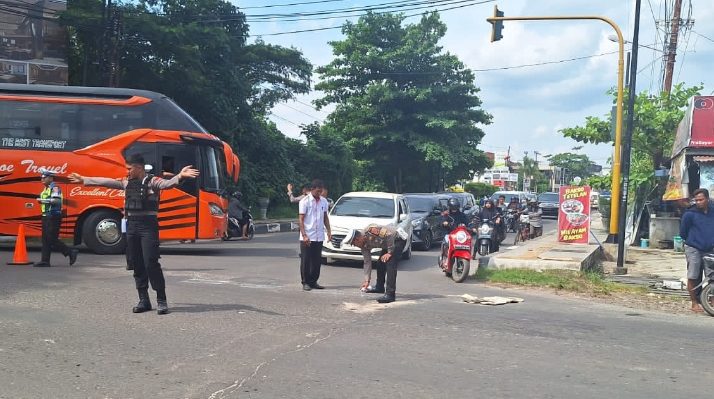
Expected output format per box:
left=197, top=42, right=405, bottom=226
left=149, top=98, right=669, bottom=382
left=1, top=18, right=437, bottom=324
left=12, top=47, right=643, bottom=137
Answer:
left=315, top=12, right=491, bottom=193
left=517, top=155, right=542, bottom=191
left=464, top=182, right=498, bottom=198
left=61, top=0, right=314, bottom=204
left=546, top=152, right=595, bottom=181
left=287, top=123, right=355, bottom=198
left=560, top=84, right=702, bottom=190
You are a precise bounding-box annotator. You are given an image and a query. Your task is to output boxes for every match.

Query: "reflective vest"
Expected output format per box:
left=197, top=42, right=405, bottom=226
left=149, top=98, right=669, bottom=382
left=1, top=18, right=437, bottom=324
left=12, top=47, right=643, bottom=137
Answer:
left=40, top=183, right=62, bottom=216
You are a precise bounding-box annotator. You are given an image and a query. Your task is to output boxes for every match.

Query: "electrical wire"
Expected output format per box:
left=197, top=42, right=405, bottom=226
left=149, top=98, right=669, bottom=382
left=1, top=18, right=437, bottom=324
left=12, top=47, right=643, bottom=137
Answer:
left=692, top=31, right=714, bottom=43
left=281, top=103, right=324, bottom=121
left=253, top=0, right=494, bottom=36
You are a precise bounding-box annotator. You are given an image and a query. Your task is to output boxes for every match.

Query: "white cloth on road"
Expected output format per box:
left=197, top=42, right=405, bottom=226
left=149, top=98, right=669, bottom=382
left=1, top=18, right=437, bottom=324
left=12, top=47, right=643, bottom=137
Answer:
left=461, top=294, right=524, bottom=305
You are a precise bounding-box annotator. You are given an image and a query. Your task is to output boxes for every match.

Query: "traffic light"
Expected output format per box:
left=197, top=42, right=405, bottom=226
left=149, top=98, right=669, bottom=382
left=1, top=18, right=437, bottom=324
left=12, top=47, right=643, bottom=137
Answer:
left=488, top=5, right=504, bottom=42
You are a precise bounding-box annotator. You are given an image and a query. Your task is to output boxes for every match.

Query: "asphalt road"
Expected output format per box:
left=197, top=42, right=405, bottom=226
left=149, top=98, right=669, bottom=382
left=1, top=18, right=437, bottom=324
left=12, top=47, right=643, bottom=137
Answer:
left=1, top=225, right=713, bottom=399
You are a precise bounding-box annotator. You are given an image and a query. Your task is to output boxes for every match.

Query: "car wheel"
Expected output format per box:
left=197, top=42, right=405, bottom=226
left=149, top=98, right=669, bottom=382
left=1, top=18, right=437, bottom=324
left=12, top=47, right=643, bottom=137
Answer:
left=419, top=230, right=432, bottom=251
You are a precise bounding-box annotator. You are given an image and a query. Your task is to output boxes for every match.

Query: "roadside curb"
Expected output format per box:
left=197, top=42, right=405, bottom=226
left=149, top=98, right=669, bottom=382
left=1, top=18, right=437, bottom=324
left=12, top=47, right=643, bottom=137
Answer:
left=254, top=220, right=299, bottom=235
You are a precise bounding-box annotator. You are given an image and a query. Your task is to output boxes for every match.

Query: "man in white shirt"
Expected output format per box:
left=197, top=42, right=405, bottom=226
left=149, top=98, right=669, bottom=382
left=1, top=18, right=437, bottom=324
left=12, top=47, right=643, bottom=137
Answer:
left=299, top=179, right=332, bottom=291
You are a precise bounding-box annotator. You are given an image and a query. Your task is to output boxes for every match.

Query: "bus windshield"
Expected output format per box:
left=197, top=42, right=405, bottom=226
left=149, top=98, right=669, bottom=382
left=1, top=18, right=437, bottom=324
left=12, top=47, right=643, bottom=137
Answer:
left=0, top=99, right=204, bottom=151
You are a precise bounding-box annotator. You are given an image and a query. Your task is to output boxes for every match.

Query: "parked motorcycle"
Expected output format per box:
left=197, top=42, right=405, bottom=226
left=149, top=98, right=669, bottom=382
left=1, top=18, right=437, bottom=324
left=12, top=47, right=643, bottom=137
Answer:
left=223, top=210, right=255, bottom=240
left=698, top=253, right=714, bottom=316
left=474, top=217, right=499, bottom=256
left=438, top=216, right=471, bottom=283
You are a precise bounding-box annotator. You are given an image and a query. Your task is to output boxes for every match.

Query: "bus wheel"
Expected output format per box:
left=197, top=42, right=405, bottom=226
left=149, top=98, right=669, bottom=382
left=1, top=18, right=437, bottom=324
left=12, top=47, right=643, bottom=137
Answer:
left=83, top=210, right=125, bottom=254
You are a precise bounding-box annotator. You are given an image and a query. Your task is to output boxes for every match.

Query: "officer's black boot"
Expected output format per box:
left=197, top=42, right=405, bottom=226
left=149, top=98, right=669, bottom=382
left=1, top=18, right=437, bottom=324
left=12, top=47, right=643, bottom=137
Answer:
left=132, top=290, right=152, bottom=313
left=156, top=291, right=169, bottom=315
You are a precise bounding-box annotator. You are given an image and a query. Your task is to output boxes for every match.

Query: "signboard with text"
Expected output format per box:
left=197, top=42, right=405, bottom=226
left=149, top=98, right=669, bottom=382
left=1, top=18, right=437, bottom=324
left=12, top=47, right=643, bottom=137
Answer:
left=558, top=185, right=591, bottom=244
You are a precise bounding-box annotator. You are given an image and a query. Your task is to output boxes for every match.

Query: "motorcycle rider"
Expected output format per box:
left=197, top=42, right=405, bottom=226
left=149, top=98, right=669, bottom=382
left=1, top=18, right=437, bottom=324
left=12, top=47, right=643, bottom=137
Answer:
left=527, top=200, right=543, bottom=238
left=439, top=198, right=470, bottom=262
left=228, top=191, right=250, bottom=239
left=472, top=199, right=503, bottom=255
left=441, top=198, right=470, bottom=231
left=496, top=195, right=507, bottom=213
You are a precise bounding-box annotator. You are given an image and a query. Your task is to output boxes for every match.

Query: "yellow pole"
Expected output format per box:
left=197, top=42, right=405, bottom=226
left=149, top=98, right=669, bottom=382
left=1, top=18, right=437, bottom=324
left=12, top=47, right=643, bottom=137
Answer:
left=487, top=15, right=625, bottom=235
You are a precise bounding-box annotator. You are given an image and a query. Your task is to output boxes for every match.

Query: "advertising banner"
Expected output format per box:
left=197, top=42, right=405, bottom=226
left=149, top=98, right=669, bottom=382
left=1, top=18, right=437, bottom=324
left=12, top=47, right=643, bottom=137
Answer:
left=690, top=96, right=714, bottom=148
left=558, top=185, right=591, bottom=244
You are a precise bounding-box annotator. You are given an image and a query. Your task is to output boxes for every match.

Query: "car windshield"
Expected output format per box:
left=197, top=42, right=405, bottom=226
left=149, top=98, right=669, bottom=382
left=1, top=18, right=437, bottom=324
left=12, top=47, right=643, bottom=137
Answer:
left=405, top=196, right=433, bottom=213
left=491, top=192, right=520, bottom=203
left=538, top=193, right=559, bottom=202
left=331, top=197, right=395, bottom=218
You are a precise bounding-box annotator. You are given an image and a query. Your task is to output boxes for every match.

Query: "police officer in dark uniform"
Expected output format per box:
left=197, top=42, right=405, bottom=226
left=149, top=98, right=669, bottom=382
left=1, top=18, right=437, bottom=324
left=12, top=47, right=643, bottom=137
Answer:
left=69, top=154, right=199, bottom=315
left=35, top=169, right=78, bottom=267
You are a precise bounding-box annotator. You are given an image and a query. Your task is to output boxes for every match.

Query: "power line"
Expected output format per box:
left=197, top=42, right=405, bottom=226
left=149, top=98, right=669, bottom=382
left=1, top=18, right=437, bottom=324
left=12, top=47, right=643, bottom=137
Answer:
left=472, top=50, right=619, bottom=72
left=253, top=0, right=494, bottom=36
left=239, top=0, right=352, bottom=10
left=269, top=112, right=302, bottom=127
left=693, top=31, right=714, bottom=43
left=281, top=103, right=324, bottom=122
left=241, top=0, right=477, bottom=22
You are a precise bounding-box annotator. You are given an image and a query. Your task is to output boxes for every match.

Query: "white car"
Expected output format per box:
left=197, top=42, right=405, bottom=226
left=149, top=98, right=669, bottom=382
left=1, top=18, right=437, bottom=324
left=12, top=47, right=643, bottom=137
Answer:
left=321, top=192, right=413, bottom=262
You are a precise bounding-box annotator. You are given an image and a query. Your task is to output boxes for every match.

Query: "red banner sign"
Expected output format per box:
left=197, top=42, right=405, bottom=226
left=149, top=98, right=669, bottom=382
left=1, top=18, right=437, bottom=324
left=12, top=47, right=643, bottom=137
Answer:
left=691, top=96, right=714, bottom=148
left=558, top=185, right=591, bottom=244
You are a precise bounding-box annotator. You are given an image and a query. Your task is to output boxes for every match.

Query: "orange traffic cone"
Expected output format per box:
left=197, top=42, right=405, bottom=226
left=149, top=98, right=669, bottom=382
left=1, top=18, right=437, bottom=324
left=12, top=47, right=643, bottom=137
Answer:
left=7, top=224, right=33, bottom=266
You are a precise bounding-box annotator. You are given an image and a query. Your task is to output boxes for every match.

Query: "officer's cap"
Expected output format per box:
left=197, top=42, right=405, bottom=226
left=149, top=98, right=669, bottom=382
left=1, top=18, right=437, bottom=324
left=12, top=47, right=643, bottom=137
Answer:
left=342, top=229, right=362, bottom=247
left=39, top=168, right=55, bottom=178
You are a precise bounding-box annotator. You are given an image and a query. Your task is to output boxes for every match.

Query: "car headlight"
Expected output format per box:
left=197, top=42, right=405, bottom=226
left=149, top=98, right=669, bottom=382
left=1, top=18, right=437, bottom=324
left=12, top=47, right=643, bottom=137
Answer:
left=411, top=218, right=424, bottom=228
left=209, top=203, right=224, bottom=216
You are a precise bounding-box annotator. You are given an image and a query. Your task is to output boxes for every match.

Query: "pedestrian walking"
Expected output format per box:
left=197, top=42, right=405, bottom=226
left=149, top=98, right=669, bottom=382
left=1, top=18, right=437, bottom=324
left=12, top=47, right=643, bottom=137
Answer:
left=68, top=154, right=199, bottom=315
left=342, top=224, right=408, bottom=303
left=298, top=179, right=331, bottom=291
left=680, top=188, right=714, bottom=313
left=34, top=169, right=78, bottom=267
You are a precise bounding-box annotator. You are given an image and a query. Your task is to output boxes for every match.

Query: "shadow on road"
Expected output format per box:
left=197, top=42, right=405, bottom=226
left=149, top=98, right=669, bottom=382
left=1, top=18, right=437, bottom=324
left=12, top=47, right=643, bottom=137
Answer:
left=170, top=302, right=283, bottom=316
left=159, top=247, right=296, bottom=258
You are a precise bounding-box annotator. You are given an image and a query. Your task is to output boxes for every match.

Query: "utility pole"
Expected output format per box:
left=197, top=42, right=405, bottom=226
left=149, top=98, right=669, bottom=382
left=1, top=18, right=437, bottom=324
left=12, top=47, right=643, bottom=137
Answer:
left=613, top=0, right=643, bottom=275
left=662, top=0, right=683, bottom=93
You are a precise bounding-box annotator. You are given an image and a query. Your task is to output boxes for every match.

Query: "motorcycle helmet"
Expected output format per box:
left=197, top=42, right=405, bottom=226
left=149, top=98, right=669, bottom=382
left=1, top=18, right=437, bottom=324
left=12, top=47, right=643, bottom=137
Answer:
left=447, top=198, right=460, bottom=212
left=232, top=191, right=242, bottom=200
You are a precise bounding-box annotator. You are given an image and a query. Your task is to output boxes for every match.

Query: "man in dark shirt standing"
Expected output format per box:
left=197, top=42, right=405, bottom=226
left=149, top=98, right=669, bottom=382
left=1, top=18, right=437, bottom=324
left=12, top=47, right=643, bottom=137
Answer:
left=69, top=154, right=199, bottom=315
left=680, top=188, right=714, bottom=313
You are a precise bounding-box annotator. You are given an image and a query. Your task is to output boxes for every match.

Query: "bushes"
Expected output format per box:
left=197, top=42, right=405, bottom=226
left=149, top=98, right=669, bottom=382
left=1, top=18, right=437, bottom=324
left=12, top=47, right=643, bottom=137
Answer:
left=464, top=182, right=499, bottom=198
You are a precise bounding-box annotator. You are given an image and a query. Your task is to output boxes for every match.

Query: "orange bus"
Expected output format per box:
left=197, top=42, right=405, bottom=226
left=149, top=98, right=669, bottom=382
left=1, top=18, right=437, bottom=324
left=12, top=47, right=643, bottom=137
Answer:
left=0, top=84, right=238, bottom=254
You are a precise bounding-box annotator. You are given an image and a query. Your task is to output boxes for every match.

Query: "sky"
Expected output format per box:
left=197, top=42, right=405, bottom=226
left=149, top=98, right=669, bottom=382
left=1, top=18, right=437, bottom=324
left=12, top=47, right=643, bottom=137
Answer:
left=234, top=0, right=714, bottom=169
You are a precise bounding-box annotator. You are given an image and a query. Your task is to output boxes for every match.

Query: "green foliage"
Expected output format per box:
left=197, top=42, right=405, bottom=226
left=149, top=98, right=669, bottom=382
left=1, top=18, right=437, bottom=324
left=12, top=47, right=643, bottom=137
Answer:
left=315, top=12, right=491, bottom=193
left=474, top=268, right=645, bottom=295
left=587, top=174, right=611, bottom=190
left=517, top=155, right=542, bottom=191
left=560, top=84, right=702, bottom=194
left=464, top=182, right=498, bottom=198
left=62, top=0, right=331, bottom=205
left=547, top=152, right=595, bottom=179
left=287, top=123, right=354, bottom=198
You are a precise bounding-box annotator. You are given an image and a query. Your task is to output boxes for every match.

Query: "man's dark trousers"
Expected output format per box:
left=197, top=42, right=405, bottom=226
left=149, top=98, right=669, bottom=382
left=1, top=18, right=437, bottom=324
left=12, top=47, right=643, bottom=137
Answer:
left=300, top=241, right=323, bottom=285
left=126, top=216, right=165, bottom=299
left=41, top=214, right=70, bottom=263
left=374, top=240, right=406, bottom=296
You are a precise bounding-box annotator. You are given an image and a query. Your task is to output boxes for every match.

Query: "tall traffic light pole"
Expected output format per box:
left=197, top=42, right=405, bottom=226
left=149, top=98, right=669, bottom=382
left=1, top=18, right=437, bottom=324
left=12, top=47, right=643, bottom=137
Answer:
left=487, top=9, right=627, bottom=246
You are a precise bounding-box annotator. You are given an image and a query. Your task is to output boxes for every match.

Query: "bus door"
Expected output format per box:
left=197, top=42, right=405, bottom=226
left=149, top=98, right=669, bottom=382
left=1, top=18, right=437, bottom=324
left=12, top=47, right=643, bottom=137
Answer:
left=156, top=143, right=200, bottom=240
left=124, top=142, right=199, bottom=241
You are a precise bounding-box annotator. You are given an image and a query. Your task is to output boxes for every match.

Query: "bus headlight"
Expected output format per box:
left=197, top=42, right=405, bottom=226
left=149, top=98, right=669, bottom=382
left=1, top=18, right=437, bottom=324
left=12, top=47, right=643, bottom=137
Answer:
left=209, top=203, right=225, bottom=216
